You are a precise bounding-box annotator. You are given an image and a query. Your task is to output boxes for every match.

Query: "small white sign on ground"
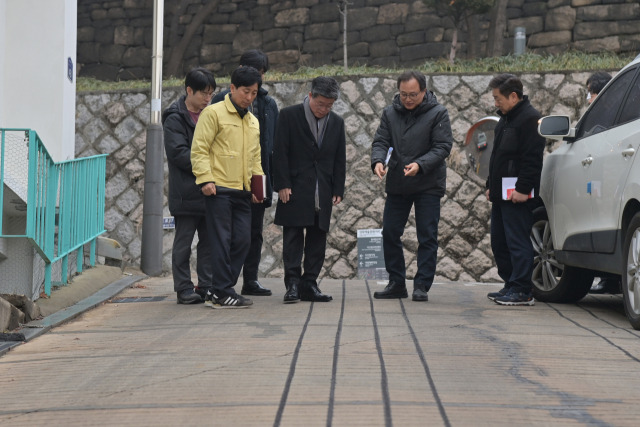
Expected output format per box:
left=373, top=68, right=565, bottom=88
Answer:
left=356, top=228, right=388, bottom=280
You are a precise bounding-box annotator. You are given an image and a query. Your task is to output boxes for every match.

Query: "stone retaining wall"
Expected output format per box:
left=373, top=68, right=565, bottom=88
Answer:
left=77, top=0, right=640, bottom=80
left=75, top=71, right=595, bottom=282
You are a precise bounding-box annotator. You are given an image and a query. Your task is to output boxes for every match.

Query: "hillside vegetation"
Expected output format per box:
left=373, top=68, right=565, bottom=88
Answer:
left=77, top=51, right=635, bottom=92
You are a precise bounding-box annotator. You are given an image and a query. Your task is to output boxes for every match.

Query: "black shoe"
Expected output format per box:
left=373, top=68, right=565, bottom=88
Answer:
left=300, top=280, right=332, bottom=302
left=177, top=289, right=204, bottom=304
left=241, top=280, right=272, bottom=296
left=487, top=287, right=509, bottom=301
left=284, top=283, right=300, bottom=303
left=412, top=284, right=428, bottom=302
left=194, top=287, right=208, bottom=300
left=374, top=281, right=408, bottom=299
left=494, top=291, right=535, bottom=306
left=204, top=290, right=252, bottom=309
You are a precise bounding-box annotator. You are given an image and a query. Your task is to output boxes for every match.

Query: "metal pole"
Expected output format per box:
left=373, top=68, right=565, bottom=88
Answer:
left=339, top=1, right=348, bottom=72
left=140, top=0, right=164, bottom=276
left=514, top=26, right=526, bottom=56
left=343, top=2, right=347, bottom=73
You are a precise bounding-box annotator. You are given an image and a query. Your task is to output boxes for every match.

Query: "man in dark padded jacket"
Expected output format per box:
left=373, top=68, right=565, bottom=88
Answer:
left=163, top=68, right=216, bottom=304
left=371, top=70, right=453, bottom=302
left=485, top=73, right=545, bottom=306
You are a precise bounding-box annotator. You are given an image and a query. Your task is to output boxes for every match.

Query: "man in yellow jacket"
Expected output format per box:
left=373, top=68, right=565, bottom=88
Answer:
left=191, top=66, right=264, bottom=308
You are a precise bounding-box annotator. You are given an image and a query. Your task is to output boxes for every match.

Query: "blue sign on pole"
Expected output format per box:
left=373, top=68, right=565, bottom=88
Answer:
left=67, top=57, right=73, bottom=83
left=163, top=216, right=175, bottom=229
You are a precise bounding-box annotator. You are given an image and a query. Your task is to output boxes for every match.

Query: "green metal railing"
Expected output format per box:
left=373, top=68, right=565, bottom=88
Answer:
left=0, top=128, right=107, bottom=295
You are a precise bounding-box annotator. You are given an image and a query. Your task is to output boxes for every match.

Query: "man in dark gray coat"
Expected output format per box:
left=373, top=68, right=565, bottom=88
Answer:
left=163, top=68, right=216, bottom=304
left=273, top=77, right=346, bottom=303
left=371, top=70, right=453, bottom=302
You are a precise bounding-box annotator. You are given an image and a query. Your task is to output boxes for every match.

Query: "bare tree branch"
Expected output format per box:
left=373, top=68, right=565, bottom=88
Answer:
left=166, top=0, right=220, bottom=77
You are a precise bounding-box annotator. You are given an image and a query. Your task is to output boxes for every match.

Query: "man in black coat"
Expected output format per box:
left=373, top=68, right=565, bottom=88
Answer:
left=485, top=73, right=545, bottom=306
left=162, top=68, right=216, bottom=304
left=273, top=77, right=346, bottom=303
left=371, top=70, right=453, bottom=302
left=212, top=50, right=279, bottom=297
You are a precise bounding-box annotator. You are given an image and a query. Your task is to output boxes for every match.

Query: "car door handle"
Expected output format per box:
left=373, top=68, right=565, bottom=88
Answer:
left=622, top=147, right=636, bottom=157
left=581, top=156, right=593, bottom=166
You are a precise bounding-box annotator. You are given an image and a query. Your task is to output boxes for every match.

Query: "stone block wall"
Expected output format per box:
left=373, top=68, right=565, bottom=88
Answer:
left=75, top=70, right=598, bottom=283
left=77, top=0, right=640, bottom=80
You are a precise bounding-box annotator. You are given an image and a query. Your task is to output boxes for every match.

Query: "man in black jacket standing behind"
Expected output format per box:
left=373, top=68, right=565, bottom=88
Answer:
left=485, top=73, right=545, bottom=306
left=371, top=70, right=453, bottom=302
left=163, top=68, right=216, bottom=304
left=273, top=77, right=346, bottom=303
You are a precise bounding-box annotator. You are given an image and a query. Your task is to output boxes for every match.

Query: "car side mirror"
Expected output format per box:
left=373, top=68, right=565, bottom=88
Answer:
left=538, top=115, right=575, bottom=140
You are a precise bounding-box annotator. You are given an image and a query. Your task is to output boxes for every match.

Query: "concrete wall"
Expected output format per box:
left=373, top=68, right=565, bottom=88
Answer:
left=0, top=0, right=76, bottom=162
left=76, top=0, right=640, bottom=81
left=75, top=70, right=600, bottom=283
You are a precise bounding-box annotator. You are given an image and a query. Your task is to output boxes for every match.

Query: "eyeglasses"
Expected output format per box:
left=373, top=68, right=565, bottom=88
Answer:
left=201, top=91, right=215, bottom=98
left=399, top=91, right=422, bottom=100
left=313, top=100, right=334, bottom=111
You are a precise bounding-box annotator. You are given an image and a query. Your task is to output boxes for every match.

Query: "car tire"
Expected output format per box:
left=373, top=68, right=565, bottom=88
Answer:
left=531, top=207, right=594, bottom=303
left=621, top=212, right=640, bottom=330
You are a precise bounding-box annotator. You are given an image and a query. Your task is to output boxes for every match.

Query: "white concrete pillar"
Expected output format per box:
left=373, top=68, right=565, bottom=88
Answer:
left=0, top=0, right=77, bottom=162
left=0, top=1, right=6, bottom=127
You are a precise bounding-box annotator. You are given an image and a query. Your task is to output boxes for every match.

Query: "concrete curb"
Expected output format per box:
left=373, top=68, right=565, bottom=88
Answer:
left=0, top=274, right=146, bottom=357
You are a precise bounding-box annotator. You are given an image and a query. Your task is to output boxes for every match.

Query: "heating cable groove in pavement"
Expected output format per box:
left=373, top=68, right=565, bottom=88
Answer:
left=545, top=302, right=640, bottom=364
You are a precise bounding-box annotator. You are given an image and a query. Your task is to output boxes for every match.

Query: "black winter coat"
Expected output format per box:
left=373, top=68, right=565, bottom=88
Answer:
left=371, top=92, right=453, bottom=196
left=212, top=87, right=279, bottom=207
left=162, top=96, right=205, bottom=216
left=273, top=103, right=346, bottom=233
left=486, top=96, right=545, bottom=203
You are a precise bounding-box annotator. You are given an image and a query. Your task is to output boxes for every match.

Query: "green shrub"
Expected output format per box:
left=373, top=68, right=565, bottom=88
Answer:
left=77, top=51, right=635, bottom=92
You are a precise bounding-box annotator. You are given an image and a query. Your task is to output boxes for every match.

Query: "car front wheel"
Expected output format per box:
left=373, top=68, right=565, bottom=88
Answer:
left=531, top=207, right=594, bottom=303
left=622, top=213, right=640, bottom=330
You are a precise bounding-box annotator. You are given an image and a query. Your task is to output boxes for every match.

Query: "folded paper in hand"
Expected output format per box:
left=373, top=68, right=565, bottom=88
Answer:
left=251, top=175, right=267, bottom=201
left=502, top=177, right=534, bottom=200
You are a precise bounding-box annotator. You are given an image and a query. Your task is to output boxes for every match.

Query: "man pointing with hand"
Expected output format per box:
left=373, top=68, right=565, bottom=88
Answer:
left=371, top=70, right=453, bottom=302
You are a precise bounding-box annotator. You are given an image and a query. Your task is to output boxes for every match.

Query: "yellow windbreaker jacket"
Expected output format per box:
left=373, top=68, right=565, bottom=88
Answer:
left=191, top=94, right=263, bottom=191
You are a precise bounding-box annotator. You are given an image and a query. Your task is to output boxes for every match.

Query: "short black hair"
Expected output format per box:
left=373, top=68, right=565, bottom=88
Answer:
left=231, top=66, right=262, bottom=89
left=586, top=71, right=612, bottom=95
left=397, top=70, right=427, bottom=91
left=185, top=67, right=216, bottom=94
left=489, top=73, right=523, bottom=99
left=239, top=50, right=269, bottom=73
left=310, top=76, right=340, bottom=100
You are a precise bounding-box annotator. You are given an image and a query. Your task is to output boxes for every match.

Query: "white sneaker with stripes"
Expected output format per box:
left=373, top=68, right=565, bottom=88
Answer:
left=204, top=291, right=252, bottom=309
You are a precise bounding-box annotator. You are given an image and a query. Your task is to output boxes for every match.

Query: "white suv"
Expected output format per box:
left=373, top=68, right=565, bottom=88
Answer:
left=537, top=54, right=640, bottom=329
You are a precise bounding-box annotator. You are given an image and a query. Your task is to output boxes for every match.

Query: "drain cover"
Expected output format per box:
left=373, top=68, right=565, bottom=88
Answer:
left=109, top=296, right=167, bottom=303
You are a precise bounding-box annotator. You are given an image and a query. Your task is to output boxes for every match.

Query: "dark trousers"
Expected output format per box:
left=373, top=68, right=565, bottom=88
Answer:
left=242, top=202, right=266, bottom=282
left=490, top=201, right=534, bottom=294
left=204, top=194, right=251, bottom=297
left=282, top=215, right=327, bottom=285
left=172, top=215, right=212, bottom=293
left=382, top=192, right=440, bottom=290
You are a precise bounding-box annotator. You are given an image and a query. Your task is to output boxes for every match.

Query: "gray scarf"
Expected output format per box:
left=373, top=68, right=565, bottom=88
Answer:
left=302, top=96, right=330, bottom=210
left=303, top=96, right=328, bottom=147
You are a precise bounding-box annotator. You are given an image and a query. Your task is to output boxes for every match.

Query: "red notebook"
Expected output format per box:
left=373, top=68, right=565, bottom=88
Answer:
left=251, top=175, right=267, bottom=201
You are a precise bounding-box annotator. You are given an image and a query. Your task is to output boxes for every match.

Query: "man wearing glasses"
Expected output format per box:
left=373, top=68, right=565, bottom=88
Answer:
left=163, top=67, right=216, bottom=304
left=371, top=70, right=453, bottom=302
left=273, top=77, right=346, bottom=303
